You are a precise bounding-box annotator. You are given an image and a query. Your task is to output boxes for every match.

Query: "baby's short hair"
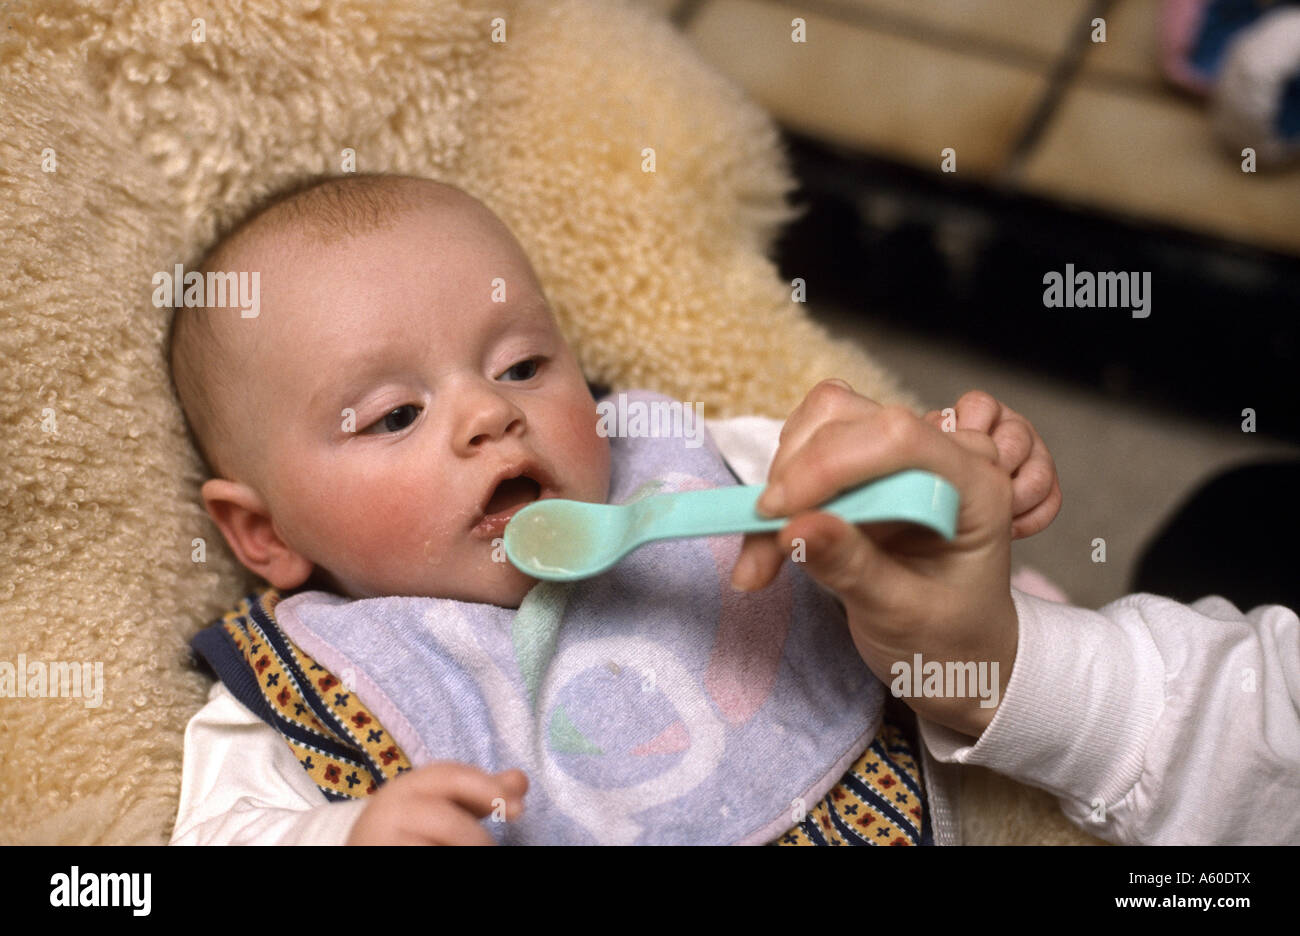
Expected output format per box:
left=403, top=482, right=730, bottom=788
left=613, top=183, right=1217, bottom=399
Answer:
left=166, top=173, right=462, bottom=480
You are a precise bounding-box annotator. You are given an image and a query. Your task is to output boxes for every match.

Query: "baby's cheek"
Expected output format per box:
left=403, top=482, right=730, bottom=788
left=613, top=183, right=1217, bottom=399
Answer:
left=559, top=401, right=610, bottom=495
left=374, top=482, right=447, bottom=549
left=310, top=472, right=442, bottom=570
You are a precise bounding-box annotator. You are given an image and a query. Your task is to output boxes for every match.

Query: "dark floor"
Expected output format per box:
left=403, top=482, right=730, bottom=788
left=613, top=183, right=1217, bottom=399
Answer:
left=776, top=132, right=1300, bottom=445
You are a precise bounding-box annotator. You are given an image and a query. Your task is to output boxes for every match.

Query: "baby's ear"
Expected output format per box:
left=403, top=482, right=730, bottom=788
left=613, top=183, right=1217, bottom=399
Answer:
left=199, top=479, right=313, bottom=590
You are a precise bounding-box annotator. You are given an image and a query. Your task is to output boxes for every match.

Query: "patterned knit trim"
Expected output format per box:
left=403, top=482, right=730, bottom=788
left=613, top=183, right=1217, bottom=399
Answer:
left=771, top=717, right=926, bottom=846
left=217, top=587, right=412, bottom=801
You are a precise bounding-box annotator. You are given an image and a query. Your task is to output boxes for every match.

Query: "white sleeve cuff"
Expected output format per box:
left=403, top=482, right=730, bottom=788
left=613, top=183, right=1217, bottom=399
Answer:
left=917, top=587, right=1165, bottom=809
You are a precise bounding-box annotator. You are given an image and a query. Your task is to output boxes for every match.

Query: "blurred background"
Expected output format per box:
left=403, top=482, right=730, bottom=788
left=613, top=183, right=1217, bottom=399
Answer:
left=637, top=0, right=1299, bottom=610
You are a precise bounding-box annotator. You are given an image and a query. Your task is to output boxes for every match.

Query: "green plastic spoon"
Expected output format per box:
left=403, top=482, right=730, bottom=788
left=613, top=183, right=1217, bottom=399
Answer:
left=503, top=469, right=959, bottom=582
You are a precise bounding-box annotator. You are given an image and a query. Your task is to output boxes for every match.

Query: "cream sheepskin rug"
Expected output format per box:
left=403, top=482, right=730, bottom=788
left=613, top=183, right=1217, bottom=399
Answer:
left=0, top=0, right=1095, bottom=845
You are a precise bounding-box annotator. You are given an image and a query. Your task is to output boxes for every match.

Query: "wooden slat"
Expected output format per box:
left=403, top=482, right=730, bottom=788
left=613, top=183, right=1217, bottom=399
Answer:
left=1021, top=80, right=1300, bottom=255
left=687, top=0, right=1049, bottom=175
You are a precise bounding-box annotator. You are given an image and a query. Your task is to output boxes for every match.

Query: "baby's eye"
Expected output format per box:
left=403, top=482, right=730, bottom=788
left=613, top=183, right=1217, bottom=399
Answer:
left=501, top=357, right=543, bottom=381
left=362, top=404, right=422, bottom=435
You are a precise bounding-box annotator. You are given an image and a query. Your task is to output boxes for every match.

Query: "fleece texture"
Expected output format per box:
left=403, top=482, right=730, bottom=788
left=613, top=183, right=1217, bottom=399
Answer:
left=0, top=0, right=1089, bottom=844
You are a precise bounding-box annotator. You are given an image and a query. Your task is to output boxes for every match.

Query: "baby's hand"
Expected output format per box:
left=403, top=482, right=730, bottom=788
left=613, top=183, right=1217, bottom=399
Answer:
left=923, top=390, right=1061, bottom=539
left=346, top=761, right=527, bottom=845
left=731, top=379, right=1018, bottom=738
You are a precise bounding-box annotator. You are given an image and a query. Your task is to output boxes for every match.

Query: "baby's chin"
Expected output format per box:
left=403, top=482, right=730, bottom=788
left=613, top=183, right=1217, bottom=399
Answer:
left=310, top=557, right=538, bottom=609
left=473, top=560, right=540, bottom=609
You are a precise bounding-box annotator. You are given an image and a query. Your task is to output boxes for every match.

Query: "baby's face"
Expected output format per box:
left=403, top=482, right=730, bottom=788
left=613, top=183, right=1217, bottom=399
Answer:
left=235, top=196, right=610, bottom=607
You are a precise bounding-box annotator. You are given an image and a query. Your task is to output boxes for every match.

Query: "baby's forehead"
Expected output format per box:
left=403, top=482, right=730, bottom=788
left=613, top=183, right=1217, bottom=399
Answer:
left=273, top=179, right=489, bottom=247
left=206, top=179, right=546, bottom=342
left=259, top=190, right=522, bottom=281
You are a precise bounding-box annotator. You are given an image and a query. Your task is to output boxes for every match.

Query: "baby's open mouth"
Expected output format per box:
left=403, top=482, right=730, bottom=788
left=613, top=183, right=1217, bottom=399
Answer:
left=470, top=460, right=558, bottom=541
left=483, top=474, right=542, bottom=518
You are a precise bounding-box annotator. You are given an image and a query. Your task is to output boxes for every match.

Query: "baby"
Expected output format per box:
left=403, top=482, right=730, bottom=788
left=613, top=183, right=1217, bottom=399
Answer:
left=168, top=174, right=1061, bottom=846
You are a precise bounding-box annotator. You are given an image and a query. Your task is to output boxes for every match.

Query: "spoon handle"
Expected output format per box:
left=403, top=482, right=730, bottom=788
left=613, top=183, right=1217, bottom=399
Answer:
left=633, top=469, right=959, bottom=545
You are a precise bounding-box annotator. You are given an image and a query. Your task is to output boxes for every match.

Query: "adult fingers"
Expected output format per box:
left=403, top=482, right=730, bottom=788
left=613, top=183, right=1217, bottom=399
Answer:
left=774, top=511, right=897, bottom=611
left=1011, top=475, right=1062, bottom=539
left=952, top=389, right=1003, bottom=434
left=1010, top=444, right=1057, bottom=518
left=940, top=428, right=1001, bottom=465
left=764, top=380, right=881, bottom=488
left=757, top=406, right=1007, bottom=542
left=731, top=531, right=790, bottom=591
left=990, top=418, right=1034, bottom=475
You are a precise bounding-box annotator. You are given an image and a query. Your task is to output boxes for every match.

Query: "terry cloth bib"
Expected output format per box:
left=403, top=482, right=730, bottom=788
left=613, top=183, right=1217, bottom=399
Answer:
left=274, top=389, right=883, bottom=845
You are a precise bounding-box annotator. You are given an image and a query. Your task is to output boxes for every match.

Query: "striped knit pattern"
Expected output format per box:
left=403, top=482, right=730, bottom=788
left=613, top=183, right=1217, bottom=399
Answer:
left=215, top=588, right=412, bottom=801
left=772, top=717, right=927, bottom=846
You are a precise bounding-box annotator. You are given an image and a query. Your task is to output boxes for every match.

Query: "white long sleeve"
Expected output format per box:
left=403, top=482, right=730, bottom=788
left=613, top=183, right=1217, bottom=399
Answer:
left=169, top=680, right=368, bottom=844
left=918, top=588, right=1300, bottom=844
left=169, top=414, right=785, bottom=846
